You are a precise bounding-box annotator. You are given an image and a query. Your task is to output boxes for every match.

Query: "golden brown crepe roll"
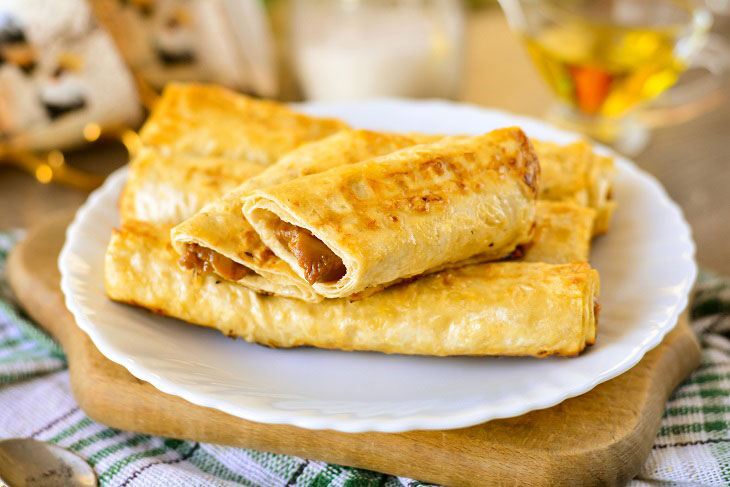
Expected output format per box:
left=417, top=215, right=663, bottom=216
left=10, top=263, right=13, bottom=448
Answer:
left=242, top=128, right=540, bottom=299
left=169, top=133, right=609, bottom=303
left=106, top=221, right=599, bottom=357
left=533, top=140, right=616, bottom=235
left=171, top=129, right=442, bottom=302
left=120, top=148, right=265, bottom=225
left=138, top=82, right=347, bottom=161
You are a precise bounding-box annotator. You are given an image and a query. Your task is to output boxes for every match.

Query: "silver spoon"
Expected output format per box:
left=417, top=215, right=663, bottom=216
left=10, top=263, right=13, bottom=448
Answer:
left=0, top=438, right=96, bottom=487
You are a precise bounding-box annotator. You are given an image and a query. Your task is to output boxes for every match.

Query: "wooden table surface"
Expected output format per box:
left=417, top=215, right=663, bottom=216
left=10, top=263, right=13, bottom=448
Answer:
left=1, top=8, right=728, bottom=273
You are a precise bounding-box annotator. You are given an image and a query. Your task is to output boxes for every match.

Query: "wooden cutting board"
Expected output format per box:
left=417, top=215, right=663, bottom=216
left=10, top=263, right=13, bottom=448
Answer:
left=7, top=212, right=701, bottom=487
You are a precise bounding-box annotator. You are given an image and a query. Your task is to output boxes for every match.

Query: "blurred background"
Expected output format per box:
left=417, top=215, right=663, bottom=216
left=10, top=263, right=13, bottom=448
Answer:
left=0, top=0, right=728, bottom=272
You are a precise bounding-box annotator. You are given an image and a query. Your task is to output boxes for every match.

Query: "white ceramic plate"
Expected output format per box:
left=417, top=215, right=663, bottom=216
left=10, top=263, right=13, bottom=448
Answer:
left=59, top=99, right=696, bottom=433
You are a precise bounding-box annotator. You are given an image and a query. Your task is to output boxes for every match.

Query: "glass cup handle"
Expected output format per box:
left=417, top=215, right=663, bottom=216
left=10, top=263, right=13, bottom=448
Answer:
left=639, top=33, right=730, bottom=127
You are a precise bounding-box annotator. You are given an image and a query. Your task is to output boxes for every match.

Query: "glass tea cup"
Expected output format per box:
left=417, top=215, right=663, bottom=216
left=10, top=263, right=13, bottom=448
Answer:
left=498, top=0, right=730, bottom=154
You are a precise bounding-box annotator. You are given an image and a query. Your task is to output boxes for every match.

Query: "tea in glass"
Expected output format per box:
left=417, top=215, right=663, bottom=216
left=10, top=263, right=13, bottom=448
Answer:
left=499, top=0, right=727, bottom=152
left=524, top=19, right=685, bottom=118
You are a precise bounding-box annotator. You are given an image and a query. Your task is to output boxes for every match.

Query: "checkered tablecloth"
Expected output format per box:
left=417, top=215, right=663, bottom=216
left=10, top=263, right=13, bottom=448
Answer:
left=1, top=230, right=728, bottom=486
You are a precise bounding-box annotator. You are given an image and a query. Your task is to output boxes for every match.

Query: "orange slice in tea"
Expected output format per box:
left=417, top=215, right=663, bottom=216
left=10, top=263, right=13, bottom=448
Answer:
left=570, top=66, right=613, bottom=115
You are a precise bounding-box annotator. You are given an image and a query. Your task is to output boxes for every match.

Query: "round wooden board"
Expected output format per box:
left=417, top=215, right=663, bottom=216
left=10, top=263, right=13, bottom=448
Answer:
left=7, top=211, right=701, bottom=487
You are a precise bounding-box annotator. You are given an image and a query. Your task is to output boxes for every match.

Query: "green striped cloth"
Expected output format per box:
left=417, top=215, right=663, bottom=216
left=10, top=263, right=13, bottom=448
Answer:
left=1, top=231, right=729, bottom=487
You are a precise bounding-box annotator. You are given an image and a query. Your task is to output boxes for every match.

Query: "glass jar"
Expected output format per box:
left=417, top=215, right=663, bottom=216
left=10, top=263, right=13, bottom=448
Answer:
left=290, top=0, right=465, bottom=101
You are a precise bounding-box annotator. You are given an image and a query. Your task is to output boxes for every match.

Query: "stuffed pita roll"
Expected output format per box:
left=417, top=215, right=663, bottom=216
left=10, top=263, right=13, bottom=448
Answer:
left=106, top=221, right=599, bottom=357
left=242, top=127, right=539, bottom=299
left=171, top=129, right=439, bottom=302
left=170, top=134, right=591, bottom=302
left=138, top=82, right=347, bottom=161
left=118, top=82, right=346, bottom=226
left=533, top=140, right=616, bottom=235
left=120, top=148, right=265, bottom=225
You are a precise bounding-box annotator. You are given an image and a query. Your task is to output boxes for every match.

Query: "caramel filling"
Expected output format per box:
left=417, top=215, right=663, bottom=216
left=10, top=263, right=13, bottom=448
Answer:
left=180, top=243, right=250, bottom=281
left=274, top=221, right=346, bottom=284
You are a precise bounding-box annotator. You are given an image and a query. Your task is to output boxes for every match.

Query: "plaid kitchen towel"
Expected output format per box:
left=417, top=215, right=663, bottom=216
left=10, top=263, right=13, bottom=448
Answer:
left=0, top=230, right=729, bottom=486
